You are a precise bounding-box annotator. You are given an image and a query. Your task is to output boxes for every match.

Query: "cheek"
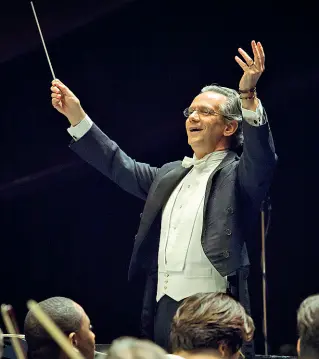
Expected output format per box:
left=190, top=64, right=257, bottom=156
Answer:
left=79, top=331, right=95, bottom=346
left=205, top=121, right=217, bottom=133
left=208, top=120, right=224, bottom=133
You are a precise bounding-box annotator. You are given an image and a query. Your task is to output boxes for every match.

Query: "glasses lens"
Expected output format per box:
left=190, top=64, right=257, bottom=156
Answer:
left=183, top=108, right=190, bottom=118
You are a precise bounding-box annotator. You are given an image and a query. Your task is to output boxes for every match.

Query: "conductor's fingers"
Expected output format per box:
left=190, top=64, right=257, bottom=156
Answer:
left=51, top=92, right=61, bottom=99
left=51, top=78, right=62, bottom=86
left=51, top=79, right=71, bottom=97
left=51, top=86, right=61, bottom=95
left=51, top=79, right=61, bottom=90
left=52, top=98, right=61, bottom=107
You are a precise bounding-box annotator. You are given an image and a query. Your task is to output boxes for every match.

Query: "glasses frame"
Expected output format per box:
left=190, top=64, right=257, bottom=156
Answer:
left=183, top=107, right=237, bottom=122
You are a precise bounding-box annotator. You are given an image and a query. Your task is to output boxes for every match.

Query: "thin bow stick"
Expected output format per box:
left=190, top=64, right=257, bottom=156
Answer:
left=30, top=1, right=56, bottom=79
left=2, top=334, right=25, bottom=339
left=261, top=205, right=268, bottom=355
left=1, top=304, right=26, bottom=359
left=27, top=300, right=84, bottom=359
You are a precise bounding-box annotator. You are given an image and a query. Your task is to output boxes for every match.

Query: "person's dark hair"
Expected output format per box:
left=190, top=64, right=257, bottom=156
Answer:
left=201, top=85, right=244, bottom=152
left=297, top=294, right=319, bottom=359
left=24, top=297, right=83, bottom=359
left=170, top=292, right=254, bottom=355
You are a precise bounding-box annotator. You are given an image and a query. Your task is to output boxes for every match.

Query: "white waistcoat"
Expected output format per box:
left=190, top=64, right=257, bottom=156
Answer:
left=157, top=151, right=228, bottom=302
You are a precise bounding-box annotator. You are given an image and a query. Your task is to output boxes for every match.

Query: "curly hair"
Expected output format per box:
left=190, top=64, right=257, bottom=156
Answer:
left=170, top=292, right=255, bottom=355
left=201, top=85, right=244, bottom=152
left=24, top=297, right=83, bottom=359
left=297, top=294, right=319, bottom=359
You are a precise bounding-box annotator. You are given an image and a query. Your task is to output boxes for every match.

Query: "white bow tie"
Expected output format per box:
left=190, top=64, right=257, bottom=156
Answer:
left=181, top=150, right=229, bottom=168
left=181, top=156, right=207, bottom=168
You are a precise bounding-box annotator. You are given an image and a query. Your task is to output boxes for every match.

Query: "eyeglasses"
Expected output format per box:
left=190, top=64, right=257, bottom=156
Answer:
left=183, top=106, right=238, bottom=122
left=183, top=106, right=221, bottom=118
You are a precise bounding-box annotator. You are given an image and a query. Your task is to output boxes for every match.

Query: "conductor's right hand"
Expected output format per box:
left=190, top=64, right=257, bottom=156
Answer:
left=51, top=79, right=86, bottom=127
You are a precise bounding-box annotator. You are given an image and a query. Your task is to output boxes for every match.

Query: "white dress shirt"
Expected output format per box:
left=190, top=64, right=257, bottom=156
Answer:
left=157, top=150, right=229, bottom=301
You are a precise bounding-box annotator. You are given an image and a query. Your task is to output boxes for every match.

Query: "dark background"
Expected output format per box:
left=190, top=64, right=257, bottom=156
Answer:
left=0, top=0, right=318, bottom=354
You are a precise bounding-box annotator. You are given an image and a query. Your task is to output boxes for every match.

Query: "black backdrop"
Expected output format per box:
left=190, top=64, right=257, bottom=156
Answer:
left=0, top=0, right=318, bottom=354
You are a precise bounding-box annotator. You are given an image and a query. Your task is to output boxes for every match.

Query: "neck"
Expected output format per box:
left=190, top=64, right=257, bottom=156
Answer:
left=174, top=349, right=222, bottom=359
left=192, top=138, right=229, bottom=159
left=193, top=145, right=228, bottom=159
left=174, top=350, right=192, bottom=359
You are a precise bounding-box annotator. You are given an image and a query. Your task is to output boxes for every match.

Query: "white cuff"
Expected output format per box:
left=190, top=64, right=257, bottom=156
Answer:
left=241, top=100, right=266, bottom=127
left=67, top=115, right=93, bottom=141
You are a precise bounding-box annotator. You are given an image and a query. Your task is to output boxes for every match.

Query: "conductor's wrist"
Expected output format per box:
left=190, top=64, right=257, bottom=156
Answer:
left=241, top=97, right=259, bottom=112
left=68, top=109, right=86, bottom=127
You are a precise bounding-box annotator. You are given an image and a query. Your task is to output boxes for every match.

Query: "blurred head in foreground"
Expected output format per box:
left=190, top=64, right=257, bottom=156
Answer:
left=170, top=293, right=254, bottom=359
left=24, top=297, right=95, bottom=359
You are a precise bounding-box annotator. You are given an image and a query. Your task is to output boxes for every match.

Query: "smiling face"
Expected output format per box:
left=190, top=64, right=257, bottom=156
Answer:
left=185, top=92, right=238, bottom=159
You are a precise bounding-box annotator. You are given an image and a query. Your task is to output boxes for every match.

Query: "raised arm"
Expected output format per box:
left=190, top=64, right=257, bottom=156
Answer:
left=51, top=80, right=158, bottom=200
left=235, top=41, right=277, bottom=207
left=238, top=111, right=277, bottom=208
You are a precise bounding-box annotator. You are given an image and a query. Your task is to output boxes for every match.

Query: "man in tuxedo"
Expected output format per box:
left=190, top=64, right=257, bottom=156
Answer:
left=50, top=40, right=276, bottom=354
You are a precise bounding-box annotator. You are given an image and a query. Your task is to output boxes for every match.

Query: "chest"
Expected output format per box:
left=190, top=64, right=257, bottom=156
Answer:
left=166, top=167, right=213, bottom=210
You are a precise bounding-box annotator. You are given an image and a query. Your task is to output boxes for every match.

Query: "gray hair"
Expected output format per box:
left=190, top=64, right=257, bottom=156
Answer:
left=297, top=294, right=319, bottom=359
left=201, top=84, right=244, bottom=151
left=108, top=337, right=167, bottom=359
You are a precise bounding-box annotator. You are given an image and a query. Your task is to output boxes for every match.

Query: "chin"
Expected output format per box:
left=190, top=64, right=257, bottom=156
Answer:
left=188, top=137, right=202, bottom=146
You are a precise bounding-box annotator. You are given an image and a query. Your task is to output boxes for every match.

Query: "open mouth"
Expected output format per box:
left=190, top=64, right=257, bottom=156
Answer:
left=190, top=128, right=203, bottom=132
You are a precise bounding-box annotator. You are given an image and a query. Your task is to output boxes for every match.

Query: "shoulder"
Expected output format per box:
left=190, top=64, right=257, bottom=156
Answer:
left=158, top=160, right=182, bottom=174
left=146, top=161, right=183, bottom=188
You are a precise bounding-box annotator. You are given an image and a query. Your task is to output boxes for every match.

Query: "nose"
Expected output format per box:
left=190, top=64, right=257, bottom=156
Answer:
left=189, top=110, right=200, bottom=122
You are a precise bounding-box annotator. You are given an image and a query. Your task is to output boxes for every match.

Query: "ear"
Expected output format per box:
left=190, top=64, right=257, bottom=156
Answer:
left=297, top=338, right=301, bottom=355
left=223, top=120, right=238, bottom=137
left=218, top=343, right=227, bottom=357
left=68, top=332, right=77, bottom=348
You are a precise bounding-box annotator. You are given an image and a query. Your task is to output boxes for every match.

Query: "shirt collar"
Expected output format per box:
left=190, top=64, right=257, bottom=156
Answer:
left=182, top=150, right=229, bottom=168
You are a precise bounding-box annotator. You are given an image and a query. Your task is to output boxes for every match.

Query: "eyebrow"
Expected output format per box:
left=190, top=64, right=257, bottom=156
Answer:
left=190, top=104, right=218, bottom=110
